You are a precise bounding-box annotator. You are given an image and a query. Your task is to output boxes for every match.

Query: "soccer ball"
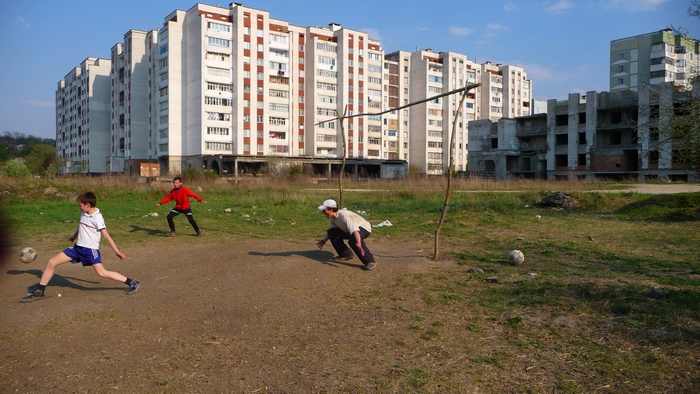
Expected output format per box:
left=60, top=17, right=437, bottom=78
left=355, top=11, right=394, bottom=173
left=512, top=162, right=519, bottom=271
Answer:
left=508, top=249, right=524, bottom=265
left=19, top=247, right=37, bottom=264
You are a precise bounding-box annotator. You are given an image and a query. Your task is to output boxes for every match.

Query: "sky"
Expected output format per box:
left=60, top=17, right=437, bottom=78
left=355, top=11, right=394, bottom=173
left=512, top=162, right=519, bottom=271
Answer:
left=0, top=0, right=697, bottom=140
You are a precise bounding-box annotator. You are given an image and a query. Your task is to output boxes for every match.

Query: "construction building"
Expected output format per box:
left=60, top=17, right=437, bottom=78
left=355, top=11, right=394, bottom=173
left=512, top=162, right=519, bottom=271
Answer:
left=468, top=82, right=698, bottom=182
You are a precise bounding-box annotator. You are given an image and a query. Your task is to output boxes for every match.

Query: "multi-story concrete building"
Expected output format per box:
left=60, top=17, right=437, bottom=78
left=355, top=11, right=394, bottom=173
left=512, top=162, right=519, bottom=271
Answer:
left=468, top=82, right=698, bottom=182
left=55, top=2, right=532, bottom=177
left=109, top=29, right=159, bottom=174
left=56, top=57, right=112, bottom=174
left=610, top=29, right=699, bottom=92
left=383, top=51, right=412, bottom=162
left=384, top=50, right=530, bottom=174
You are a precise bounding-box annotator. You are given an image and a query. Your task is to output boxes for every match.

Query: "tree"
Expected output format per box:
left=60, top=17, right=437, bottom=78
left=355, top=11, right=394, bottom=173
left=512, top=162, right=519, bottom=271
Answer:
left=2, top=158, right=31, bottom=178
left=690, top=0, right=700, bottom=18
left=25, top=144, right=58, bottom=175
left=665, top=2, right=700, bottom=178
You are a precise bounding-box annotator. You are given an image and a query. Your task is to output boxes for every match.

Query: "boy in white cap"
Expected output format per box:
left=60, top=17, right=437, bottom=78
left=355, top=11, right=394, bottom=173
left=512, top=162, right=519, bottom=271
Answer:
left=316, top=199, right=377, bottom=270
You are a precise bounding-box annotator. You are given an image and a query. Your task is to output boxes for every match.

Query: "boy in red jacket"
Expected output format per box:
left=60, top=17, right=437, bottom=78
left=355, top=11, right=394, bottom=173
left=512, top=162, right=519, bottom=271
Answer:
left=156, top=176, right=207, bottom=237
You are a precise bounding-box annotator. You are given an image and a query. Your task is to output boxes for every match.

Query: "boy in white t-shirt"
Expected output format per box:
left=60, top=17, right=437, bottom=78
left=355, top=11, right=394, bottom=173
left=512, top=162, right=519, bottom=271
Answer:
left=21, top=192, right=140, bottom=302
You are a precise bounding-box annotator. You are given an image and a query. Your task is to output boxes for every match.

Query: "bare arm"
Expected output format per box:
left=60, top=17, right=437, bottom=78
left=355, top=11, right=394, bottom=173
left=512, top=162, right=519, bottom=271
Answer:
left=353, top=231, right=365, bottom=256
left=316, top=236, right=329, bottom=249
left=100, top=228, right=126, bottom=260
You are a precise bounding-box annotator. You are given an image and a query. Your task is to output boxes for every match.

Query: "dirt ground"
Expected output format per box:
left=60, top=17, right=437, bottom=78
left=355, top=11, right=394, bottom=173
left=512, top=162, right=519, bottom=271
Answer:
left=2, top=235, right=454, bottom=393
left=1, top=183, right=698, bottom=393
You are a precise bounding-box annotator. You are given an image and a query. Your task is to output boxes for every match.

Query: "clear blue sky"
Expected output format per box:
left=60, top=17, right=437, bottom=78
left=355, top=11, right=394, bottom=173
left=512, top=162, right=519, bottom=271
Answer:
left=0, top=0, right=697, bottom=139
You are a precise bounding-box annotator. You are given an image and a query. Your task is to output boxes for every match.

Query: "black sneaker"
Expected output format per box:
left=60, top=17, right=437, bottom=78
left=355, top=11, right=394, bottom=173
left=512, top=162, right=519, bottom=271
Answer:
left=127, top=281, right=140, bottom=295
left=21, top=289, right=45, bottom=303
left=196, top=232, right=203, bottom=237
left=364, top=261, right=377, bottom=270
left=335, top=255, right=354, bottom=261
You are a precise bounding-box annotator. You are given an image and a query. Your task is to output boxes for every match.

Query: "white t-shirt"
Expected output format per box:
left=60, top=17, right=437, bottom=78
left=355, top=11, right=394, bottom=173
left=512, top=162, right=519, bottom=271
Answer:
left=76, top=208, right=106, bottom=250
left=330, top=209, right=372, bottom=235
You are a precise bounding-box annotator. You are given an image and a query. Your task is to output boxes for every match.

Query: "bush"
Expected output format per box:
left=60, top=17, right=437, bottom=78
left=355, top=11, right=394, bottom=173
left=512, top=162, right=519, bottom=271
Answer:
left=2, top=158, right=31, bottom=178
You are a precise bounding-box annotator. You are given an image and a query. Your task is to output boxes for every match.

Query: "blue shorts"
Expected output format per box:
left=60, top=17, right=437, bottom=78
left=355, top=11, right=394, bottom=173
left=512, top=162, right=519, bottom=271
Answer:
left=63, top=245, right=102, bottom=266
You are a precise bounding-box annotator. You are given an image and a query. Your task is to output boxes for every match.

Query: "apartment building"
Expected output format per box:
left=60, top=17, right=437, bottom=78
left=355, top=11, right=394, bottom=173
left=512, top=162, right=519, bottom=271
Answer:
left=383, top=51, right=412, bottom=162
left=386, top=50, right=530, bottom=175
left=56, top=2, right=532, bottom=177
left=56, top=57, right=112, bottom=174
left=305, top=23, right=384, bottom=162
left=109, top=29, right=160, bottom=174
left=468, top=82, right=697, bottom=182
left=610, top=29, right=700, bottom=92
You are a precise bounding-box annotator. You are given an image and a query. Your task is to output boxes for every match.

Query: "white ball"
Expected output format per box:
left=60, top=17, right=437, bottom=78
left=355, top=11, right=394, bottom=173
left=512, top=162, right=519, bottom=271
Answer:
left=19, top=247, right=38, bottom=264
left=508, top=249, right=525, bottom=265
left=58, top=294, right=62, bottom=298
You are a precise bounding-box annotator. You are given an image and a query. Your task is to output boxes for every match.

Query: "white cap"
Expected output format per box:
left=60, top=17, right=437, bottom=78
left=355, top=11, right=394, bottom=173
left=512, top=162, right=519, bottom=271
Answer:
left=317, top=199, right=338, bottom=210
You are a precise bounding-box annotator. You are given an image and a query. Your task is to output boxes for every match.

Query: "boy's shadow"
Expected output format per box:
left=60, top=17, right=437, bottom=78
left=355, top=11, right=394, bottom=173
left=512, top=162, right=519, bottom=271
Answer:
left=7, top=268, right=124, bottom=293
left=248, top=249, right=364, bottom=269
left=129, top=225, right=164, bottom=236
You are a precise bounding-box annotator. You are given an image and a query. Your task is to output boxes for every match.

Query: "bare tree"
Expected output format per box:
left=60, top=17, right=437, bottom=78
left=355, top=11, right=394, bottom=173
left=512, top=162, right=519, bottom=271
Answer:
left=690, top=0, right=700, bottom=18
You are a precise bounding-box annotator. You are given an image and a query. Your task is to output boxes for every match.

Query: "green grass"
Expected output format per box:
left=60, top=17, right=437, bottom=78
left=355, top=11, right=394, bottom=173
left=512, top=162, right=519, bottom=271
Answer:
left=2, top=175, right=700, bottom=392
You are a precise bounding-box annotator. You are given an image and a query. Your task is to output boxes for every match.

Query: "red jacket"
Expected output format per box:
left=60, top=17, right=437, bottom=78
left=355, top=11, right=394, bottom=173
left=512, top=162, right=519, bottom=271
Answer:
left=160, top=186, right=202, bottom=210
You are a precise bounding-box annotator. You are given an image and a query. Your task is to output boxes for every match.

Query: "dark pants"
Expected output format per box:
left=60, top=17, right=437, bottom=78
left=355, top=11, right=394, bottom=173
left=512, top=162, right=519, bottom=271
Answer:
left=327, top=227, right=375, bottom=265
left=167, top=207, right=200, bottom=233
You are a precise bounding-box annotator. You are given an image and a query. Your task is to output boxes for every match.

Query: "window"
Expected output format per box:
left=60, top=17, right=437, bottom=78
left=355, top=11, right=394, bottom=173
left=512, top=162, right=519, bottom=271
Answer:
left=270, top=33, right=288, bottom=45
left=207, top=21, right=230, bottom=32
left=206, top=52, right=230, bottom=62
left=205, top=96, right=233, bottom=106
left=610, top=132, right=621, bottom=145
left=617, top=65, right=624, bottom=73
left=207, top=67, right=231, bottom=78
left=316, top=42, right=337, bottom=52
left=317, top=56, right=335, bottom=66
left=316, top=81, right=337, bottom=91
left=555, top=154, right=567, bottom=166
left=269, top=103, right=289, bottom=112
left=207, top=82, right=232, bottom=92
left=207, top=37, right=230, bottom=47
left=617, top=53, right=624, bottom=60
left=578, top=132, right=587, bottom=145
left=269, top=89, right=288, bottom=98
left=205, top=142, right=232, bottom=151
left=207, top=127, right=230, bottom=136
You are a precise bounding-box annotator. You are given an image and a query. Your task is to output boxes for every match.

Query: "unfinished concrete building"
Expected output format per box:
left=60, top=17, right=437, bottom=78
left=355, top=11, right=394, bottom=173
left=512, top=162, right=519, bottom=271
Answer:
left=468, top=82, right=698, bottom=182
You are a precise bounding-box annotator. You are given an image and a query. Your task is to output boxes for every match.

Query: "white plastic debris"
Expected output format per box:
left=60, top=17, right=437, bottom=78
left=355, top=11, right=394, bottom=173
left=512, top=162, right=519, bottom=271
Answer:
left=375, top=220, right=393, bottom=227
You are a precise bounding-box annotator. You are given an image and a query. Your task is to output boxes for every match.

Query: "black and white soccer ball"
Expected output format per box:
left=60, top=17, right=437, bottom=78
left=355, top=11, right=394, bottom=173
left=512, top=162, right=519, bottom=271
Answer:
left=19, top=247, right=37, bottom=264
left=508, top=249, right=524, bottom=265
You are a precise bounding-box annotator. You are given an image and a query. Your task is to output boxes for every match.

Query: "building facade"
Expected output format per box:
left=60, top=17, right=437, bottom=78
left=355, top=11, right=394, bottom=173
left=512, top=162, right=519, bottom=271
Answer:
left=610, top=29, right=699, bottom=93
left=468, top=82, right=698, bottom=182
left=56, top=57, right=112, bottom=174
left=56, top=2, right=532, bottom=176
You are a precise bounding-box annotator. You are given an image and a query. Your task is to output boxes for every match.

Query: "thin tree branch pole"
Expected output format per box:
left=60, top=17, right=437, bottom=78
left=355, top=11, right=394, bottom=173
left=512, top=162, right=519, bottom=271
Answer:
left=314, top=83, right=481, bottom=126
left=433, top=85, right=473, bottom=260
left=339, top=105, right=348, bottom=208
